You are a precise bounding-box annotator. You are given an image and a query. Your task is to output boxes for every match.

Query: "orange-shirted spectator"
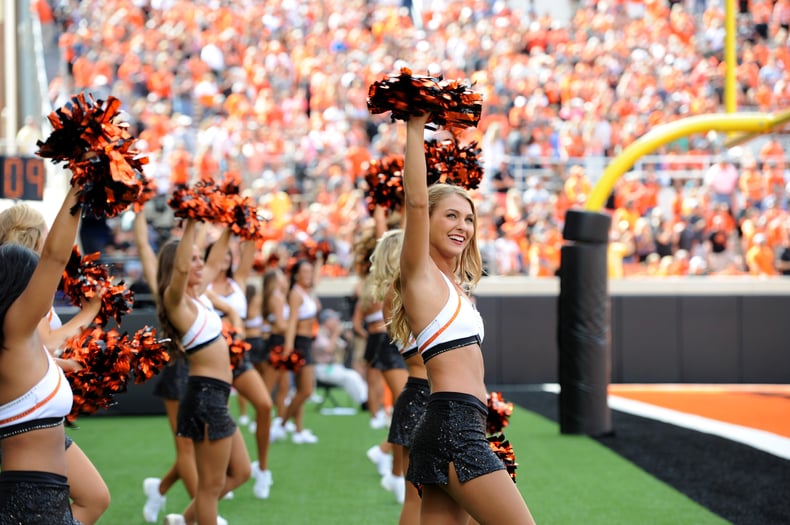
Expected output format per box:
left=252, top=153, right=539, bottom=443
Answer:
left=759, top=137, right=786, bottom=168
left=745, top=233, right=778, bottom=275
left=168, top=143, right=192, bottom=188
left=528, top=222, right=561, bottom=277
left=71, top=54, right=95, bottom=90
left=611, top=199, right=641, bottom=232
left=763, top=160, right=786, bottom=201
left=738, top=156, right=765, bottom=210
left=563, top=165, right=591, bottom=206
left=31, top=0, right=54, bottom=24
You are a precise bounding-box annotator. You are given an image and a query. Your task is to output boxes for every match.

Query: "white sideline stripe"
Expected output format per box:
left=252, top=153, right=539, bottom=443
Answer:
left=608, top=395, right=790, bottom=461
left=539, top=383, right=790, bottom=460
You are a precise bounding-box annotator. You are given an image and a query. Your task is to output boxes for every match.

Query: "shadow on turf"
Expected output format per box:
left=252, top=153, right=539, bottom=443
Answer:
left=501, top=389, right=790, bottom=525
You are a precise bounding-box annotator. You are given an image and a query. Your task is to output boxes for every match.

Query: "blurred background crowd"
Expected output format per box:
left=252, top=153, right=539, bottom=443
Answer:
left=18, top=0, right=790, bottom=279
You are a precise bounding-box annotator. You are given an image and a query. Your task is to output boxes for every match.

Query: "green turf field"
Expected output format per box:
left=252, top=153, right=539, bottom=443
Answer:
left=68, top=392, right=728, bottom=524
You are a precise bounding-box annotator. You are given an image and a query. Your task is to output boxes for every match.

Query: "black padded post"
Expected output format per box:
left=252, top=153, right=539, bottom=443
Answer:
left=557, top=209, right=612, bottom=436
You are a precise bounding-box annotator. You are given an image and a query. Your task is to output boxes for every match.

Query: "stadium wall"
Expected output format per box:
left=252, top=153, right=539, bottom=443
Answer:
left=59, top=277, right=790, bottom=416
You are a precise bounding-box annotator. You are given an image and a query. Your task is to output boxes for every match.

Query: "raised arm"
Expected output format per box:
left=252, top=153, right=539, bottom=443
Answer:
left=163, top=218, right=197, bottom=309
left=233, top=239, right=257, bottom=287
left=133, top=211, right=159, bottom=294
left=199, top=227, right=231, bottom=293
left=5, top=186, right=82, bottom=344
left=400, top=114, right=432, bottom=282
left=38, top=291, right=103, bottom=353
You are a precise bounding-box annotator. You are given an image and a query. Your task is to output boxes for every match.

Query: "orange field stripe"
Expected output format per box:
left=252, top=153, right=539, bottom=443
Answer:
left=609, top=385, right=790, bottom=439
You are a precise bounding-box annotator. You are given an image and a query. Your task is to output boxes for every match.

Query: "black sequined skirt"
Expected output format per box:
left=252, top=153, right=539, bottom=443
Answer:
left=0, top=471, right=81, bottom=525
left=176, top=376, right=236, bottom=441
left=152, top=355, right=189, bottom=401
left=388, top=377, right=430, bottom=447
left=407, top=392, right=505, bottom=485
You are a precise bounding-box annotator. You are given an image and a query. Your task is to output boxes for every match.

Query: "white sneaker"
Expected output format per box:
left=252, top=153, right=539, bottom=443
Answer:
left=370, top=410, right=387, bottom=429
left=291, top=429, right=318, bottom=444
left=269, top=422, right=287, bottom=443
left=218, top=516, right=228, bottom=525
left=381, top=474, right=405, bottom=503
left=222, top=490, right=234, bottom=500
left=366, top=445, right=392, bottom=477
left=162, top=514, right=186, bottom=525
left=377, top=453, right=393, bottom=478
left=366, top=444, right=383, bottom=464
left=142, top=477, right=165, bottom=523
left=284, top=420, right=296, bottom=433
left=253, top=468, right=273, bottom=499
left=392, top=475, right=406, bottom=504
left=248, top=421, right=257, bottom=434
left=381, top=472, right=394, bottom=491
left=239, top=414, right=251, bottom=426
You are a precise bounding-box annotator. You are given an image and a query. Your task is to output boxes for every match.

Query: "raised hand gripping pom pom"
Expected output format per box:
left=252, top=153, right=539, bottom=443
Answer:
left=367, top=68, right=482, bottom=130
left=36, top=93, right=148, bottom=218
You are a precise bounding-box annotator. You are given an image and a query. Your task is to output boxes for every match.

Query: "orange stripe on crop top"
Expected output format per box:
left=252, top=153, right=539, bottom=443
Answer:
left=0, top=370, right=63, bottom=426
left=183, top=313, right=208, bottom=349
left=418, top=292, right=462, bottom=354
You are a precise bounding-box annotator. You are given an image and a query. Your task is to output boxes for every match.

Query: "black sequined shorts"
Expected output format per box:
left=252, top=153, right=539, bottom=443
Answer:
left=0, top=471, right=81, bottom=525
left=153, top=356, right=189, bottom=401
left=294, top=335, right=314, bottom=366
left=247, top=336, right=268, bottom=365
left=388, top=377, right=430, bottom=447
left=176, top=376, right=236, bottom=441
left=364, top=332, right=386, bottom=365
left=407, top=392, right=505, bottom=486
left=373, top=340, right=407, bottom=372
left=232, top=351, right=254, bottom=381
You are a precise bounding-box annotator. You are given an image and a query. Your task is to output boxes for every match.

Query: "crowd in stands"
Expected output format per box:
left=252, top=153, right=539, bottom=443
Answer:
left=29, top=0, right=790, bottom=278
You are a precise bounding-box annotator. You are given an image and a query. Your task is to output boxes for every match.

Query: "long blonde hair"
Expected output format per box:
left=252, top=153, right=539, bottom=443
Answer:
left=0, top=204, right=47, bottom=252
left=369, top=229, right=404, bottom=303
left=389, top=184, right=483, bottom=347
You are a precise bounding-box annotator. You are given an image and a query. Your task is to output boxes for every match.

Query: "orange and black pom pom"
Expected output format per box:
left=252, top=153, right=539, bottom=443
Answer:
left=425, top=139, right=484, bottom=190
left=486, top=391, right=514, bottom=435
left=488, top=433, right=518, bottom=483
left=222, top=322, right=251, bottom=371
left=364, top=155, right=405, bottom=213
left=36, top=93, right=148, bottom=218
left=61, top=325, right=170, bottom=423
left=168, top=176, right=263, bottom=240
left=60, top=246, right=134, bottom=328
left=128, top=326, right=171, bottom=383
left=268, top=345, right=306, bottom=372
left=367, top=68, right=483, bottom=130
left=133, top=176, right=159, bottom=213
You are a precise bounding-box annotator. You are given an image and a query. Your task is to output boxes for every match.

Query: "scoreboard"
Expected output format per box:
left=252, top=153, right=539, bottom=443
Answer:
left=0, top=156, right=46, bottom=201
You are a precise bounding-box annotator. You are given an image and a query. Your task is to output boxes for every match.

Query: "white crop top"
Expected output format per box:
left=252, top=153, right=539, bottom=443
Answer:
left=415, top=273, right=484, bottom=363
left=0, top=351, right=73, bottom=439
left=396, top=335, right=418, bottom=360
left=364, top=310, right=385, bottom=325
left=181, top=295, right=224, bottom=354
left=295, top=287, right=318, bottom=321
left=209, top=278, right=248, bottom=320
